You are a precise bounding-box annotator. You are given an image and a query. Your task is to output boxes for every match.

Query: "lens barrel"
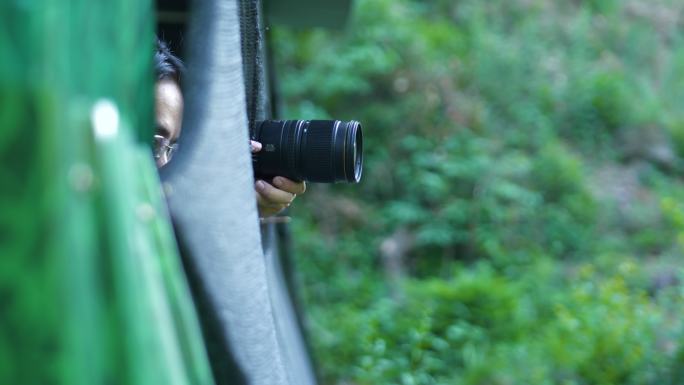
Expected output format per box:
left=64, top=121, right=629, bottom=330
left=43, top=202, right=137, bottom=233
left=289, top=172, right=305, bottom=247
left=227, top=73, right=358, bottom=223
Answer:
left=252, top=120, right=363, bottom=183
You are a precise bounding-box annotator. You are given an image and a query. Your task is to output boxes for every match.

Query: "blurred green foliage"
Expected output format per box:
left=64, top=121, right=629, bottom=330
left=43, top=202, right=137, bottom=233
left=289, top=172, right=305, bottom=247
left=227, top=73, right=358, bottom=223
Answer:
left=272, top=0, right=684, bottom=383
left=0, top=1, right=213, bottom=384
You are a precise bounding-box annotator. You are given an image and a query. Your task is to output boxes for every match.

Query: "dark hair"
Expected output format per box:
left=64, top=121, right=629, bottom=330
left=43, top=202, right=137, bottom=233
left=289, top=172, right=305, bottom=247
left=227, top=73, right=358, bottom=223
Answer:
left=155, top=38, right=185, bottom=82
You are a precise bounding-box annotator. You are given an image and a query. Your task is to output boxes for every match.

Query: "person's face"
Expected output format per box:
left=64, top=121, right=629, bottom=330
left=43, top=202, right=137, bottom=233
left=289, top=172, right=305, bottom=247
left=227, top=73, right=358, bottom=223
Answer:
left=154, top=78, right=183, bottom=167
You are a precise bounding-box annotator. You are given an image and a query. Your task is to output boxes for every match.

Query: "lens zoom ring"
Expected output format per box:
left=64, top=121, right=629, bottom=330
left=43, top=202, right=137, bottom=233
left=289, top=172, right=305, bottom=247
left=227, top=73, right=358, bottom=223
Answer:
left=285, top=121, right=298, bottom=176
left=302, top=122, right=334, bottom=182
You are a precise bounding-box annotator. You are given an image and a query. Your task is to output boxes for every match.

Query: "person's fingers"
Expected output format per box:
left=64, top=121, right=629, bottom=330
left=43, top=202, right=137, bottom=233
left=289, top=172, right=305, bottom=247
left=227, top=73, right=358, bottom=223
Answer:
left=256, top=193, right=288, bottom=209
left=254, top=178, right=302, bottom=218
left=273, top=177, right=306, bottom=195
left=250, top=140, right=262, bottom=153
left=255, top=180, right=295, bottom=205
left=260, top=207, right=282, bottom=217
left=256, top=192, right=289, bottom=217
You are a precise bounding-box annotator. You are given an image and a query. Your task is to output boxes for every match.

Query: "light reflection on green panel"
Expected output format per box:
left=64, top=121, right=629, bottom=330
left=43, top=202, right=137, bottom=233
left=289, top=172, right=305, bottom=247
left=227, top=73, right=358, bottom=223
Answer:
left=0, top=1, right=214, bottom=384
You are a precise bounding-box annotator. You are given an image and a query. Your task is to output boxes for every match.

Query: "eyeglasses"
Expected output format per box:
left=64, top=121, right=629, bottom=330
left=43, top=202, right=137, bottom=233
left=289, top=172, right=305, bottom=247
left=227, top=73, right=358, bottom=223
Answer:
left=153, top=134, right=178, bottom=163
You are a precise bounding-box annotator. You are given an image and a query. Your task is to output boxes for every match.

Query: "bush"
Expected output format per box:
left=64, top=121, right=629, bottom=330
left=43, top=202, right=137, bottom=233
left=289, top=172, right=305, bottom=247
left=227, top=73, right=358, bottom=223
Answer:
left=304, top=260, right=682, bottom=385
left=273, top=0, right=684, bottom=383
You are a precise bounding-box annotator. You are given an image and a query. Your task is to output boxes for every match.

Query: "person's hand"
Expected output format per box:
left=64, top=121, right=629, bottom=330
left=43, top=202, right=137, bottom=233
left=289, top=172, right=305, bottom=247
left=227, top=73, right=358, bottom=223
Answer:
left=251, top=140, right=306, bottom=217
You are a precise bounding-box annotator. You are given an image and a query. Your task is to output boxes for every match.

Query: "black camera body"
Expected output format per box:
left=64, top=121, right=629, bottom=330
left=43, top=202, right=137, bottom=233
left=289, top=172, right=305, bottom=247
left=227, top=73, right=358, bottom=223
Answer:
left=251, top=120, right=363, bottom=183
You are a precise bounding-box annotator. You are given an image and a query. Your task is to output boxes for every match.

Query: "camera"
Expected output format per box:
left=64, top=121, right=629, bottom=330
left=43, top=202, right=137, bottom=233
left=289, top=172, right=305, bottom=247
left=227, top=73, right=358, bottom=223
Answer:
left=251, top=120, right=363, bottom=183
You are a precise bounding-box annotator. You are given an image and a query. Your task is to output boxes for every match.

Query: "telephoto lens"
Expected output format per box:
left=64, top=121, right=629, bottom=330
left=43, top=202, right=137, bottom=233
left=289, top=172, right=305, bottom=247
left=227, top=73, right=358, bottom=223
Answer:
left=252, top=120, right=363, bottom=183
